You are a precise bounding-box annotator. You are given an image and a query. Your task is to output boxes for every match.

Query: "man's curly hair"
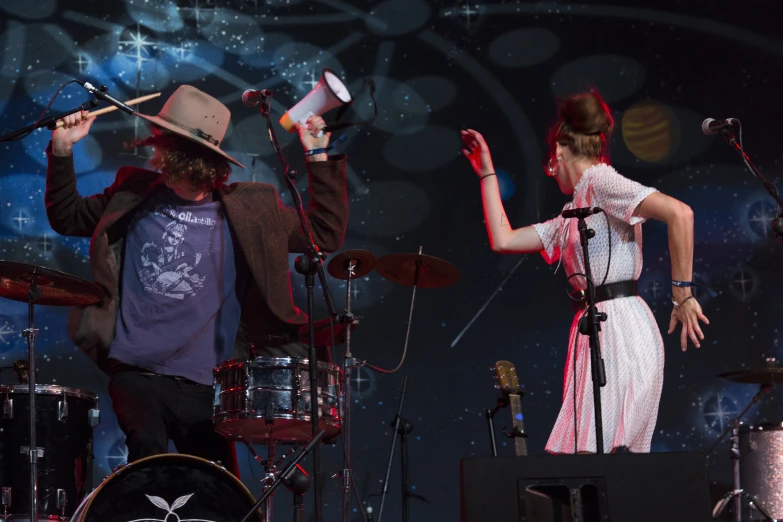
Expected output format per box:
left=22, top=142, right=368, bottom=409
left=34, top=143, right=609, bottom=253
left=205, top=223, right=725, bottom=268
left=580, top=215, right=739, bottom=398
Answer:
left=128, top=128, right=231, bottom=190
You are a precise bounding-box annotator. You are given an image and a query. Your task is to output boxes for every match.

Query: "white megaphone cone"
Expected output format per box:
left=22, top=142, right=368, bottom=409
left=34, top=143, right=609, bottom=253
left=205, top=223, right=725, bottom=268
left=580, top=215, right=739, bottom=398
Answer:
left=279, top=69, right=352, bottom=134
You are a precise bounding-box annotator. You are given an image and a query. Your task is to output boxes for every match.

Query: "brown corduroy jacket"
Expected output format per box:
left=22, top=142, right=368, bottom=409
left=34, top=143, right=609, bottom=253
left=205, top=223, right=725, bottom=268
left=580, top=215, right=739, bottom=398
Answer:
left=45, top=148, right=348, bottom=372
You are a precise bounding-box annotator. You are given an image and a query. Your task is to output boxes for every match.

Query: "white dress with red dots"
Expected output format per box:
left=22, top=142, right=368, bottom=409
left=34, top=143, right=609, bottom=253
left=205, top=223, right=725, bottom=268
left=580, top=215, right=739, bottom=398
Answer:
left=532, top=163, right=664, bottom=454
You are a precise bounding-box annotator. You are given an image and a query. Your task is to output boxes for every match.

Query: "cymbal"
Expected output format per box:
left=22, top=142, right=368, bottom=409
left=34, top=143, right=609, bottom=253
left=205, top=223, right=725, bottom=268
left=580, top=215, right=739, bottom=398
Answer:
left=0, top=261, right=104, bottom=306
left=719, top=367, right=783, bottom=385
left=374, top=253, right=460, bottom=289
left=299, top=316, right=358, bottom=347
left=327, top=249, right=376, bottom=280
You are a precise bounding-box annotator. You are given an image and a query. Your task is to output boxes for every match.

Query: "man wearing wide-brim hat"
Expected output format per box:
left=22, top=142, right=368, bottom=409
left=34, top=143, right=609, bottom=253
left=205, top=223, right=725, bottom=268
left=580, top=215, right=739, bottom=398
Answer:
left=45, top=85, right=348, bottom=475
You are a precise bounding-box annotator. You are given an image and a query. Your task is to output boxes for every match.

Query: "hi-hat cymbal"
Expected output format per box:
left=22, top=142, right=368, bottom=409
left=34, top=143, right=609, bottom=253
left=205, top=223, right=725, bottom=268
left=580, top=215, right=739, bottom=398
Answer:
left=0, top=261, right=104, bottom=306
left=719, top=367, right=783, bottom=385
left=375, top=253, right=460, bottom=289
left=327, top=249, right=376, bottom=280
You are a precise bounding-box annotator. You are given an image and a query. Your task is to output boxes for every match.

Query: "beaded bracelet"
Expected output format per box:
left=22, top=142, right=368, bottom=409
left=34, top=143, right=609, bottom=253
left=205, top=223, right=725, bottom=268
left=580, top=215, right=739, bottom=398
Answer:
left=671, top=295, right=695, bottom=307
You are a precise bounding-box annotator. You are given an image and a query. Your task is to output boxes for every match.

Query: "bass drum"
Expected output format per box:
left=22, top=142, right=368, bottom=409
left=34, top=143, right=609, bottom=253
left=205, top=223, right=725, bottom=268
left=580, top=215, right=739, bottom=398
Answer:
left=740, top=423, right=783, bottom=519
left=71, top=454, right=263, bottom=522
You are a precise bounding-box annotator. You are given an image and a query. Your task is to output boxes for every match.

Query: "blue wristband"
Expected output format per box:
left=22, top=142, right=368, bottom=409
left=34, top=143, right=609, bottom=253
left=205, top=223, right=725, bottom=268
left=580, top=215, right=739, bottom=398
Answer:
left=672, top=280, right=717, bottom=298
left=304, top=134, right=347, bottom=157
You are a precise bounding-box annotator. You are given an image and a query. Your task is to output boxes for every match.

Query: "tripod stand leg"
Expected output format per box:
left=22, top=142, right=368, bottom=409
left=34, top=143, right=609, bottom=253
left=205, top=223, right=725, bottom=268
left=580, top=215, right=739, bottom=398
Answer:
left=712, top=490, right=736, bottom=519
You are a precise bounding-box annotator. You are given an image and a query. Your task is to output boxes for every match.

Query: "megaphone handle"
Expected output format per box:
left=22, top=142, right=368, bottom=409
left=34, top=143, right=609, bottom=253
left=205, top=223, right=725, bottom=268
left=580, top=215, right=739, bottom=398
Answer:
left=299, top=111, right=324, bottom=138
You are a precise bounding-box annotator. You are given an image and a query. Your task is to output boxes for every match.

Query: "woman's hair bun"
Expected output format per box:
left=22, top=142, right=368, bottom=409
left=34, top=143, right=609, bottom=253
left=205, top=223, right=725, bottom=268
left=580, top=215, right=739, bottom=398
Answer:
left=558, top=91, right=614, bottom=136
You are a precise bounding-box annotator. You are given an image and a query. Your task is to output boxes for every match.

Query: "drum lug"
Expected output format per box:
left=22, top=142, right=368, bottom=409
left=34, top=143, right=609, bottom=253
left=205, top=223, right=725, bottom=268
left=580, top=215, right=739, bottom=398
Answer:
left=58, top=399, right=69, bottom=422
left=1, top=487, right=11, bottom=518
left=88, top=408, right=101, bottom=427
left=57, top=488, right=67, bottom=516
left=2, top=395, right=11, bottom=419
left=20, top=446, right=44, bottom=458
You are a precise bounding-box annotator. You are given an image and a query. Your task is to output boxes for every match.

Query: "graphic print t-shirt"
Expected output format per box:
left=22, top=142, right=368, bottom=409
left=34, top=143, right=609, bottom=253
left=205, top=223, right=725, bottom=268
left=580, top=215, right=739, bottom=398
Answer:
left=109, top=188, right=243, bottom=385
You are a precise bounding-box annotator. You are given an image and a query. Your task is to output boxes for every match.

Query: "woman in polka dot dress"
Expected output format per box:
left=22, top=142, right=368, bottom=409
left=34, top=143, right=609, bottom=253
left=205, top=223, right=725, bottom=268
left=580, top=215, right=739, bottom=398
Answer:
left=461, top=91, right=709, bottom=453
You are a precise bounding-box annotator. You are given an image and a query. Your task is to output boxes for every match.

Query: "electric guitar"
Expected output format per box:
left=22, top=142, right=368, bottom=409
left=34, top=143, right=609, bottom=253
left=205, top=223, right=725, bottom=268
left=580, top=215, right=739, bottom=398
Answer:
left=494, top=360, right=528, bottom=456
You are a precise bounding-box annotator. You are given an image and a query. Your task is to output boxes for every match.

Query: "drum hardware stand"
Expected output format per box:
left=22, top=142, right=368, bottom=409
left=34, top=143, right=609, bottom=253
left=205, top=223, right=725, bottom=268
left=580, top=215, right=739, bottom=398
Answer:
left=258, top=92, right=342, bottom=522
left=238, top=438, right=281, bottom=522
left=338, top=257, right=361, bottom=522
left=22, top=271, right=42, bottom=522
left=240, top=430, right=325, bottom=522
left=709, top=384, right=774, bottom=522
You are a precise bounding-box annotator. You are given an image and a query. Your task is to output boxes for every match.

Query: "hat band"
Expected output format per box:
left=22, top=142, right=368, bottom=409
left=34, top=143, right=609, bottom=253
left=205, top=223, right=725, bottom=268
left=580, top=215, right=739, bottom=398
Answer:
left=158, top=114, right=221, bottom=146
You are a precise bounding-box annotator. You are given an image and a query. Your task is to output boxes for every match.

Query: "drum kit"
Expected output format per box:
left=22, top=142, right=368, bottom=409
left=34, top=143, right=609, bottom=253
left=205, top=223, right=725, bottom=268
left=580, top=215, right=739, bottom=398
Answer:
left=712, top=359, right=783, bottom=522
left=212, top=248, right=460, bottom=522
left=0, top=248, right=461, bottom=522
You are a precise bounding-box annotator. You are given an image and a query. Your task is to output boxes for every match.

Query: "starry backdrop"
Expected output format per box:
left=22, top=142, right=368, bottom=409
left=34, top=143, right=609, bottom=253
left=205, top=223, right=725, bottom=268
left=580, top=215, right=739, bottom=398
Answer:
left=0, top=0, right=782, bottom=520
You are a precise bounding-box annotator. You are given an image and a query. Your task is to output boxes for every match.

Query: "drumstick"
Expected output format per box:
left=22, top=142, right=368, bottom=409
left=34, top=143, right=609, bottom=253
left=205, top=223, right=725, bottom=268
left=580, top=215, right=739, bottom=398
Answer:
left=53, top=92, right=162, bottom=128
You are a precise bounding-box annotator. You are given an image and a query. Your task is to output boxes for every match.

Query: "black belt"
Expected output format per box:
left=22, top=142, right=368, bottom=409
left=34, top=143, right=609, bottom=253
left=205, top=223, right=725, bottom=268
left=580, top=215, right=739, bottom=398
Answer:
left=570, top=280, right=638, bottom=311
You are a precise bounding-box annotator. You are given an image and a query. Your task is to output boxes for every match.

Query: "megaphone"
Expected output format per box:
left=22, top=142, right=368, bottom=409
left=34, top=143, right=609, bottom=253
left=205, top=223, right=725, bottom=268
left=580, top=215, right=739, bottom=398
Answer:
left=279, top=69, right=352, bottom=133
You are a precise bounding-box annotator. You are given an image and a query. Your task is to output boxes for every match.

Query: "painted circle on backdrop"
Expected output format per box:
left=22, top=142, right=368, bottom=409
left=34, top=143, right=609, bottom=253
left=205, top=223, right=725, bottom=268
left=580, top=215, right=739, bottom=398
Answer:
left=383, top=125, right=460, bottom=172
left=125, top=0, right=184, bottom=33
left=110, top=54, right=171, bottom=92
left=404, top=76, right=457, bottom=113
left=622, top=100, right=680, bottom=163
left=488, top=28, right=560, bottom=68
left=0, top=24, right=70, bottom=77
left=159, top=40, right=227, bottom=82
left=612, top=105, right=712, bottom=169
left=550, top=55, right=646, bottom=103
left=199, top=8, right=263, bottom=55
left=1, top=0, right=57, bottom=18
left=496, top=170, right=516, bottom=200
left=367, top=0, right=431, bottom=36
left=274, top=43, right=344, bottom=98
left=351, top=76, right=429, bottom=134
left=349, top=180, right=431, bottom=237
left=238, top=32, right=293, bottom=68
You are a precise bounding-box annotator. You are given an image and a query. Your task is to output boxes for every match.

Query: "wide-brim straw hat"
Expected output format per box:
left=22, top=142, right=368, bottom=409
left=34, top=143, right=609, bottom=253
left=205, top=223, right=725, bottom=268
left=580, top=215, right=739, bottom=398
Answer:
left=136, top=85, right=245, bottom=168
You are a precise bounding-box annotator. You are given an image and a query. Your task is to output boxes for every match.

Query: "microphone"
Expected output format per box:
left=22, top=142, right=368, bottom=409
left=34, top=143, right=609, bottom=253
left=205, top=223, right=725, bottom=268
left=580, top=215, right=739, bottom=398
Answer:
left=242, top=89, right=271, bottom=107
left=701, top=118, right=738, bottom=135
left=77, top=81, right=135, bottom=115
left=561, top=207, right=603, bottom=219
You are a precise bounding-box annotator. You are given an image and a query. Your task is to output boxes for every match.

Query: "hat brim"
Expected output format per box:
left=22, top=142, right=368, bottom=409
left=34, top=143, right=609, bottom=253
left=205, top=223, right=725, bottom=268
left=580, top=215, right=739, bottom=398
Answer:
left=136, top=113, right=245, bottom=169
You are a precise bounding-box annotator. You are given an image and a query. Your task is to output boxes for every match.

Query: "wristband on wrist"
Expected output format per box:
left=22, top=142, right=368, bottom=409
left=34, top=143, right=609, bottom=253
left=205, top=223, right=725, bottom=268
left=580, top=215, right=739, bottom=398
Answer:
left=480, top=172, right=496, bottom=180
left=671, top=295, right=695, bottom=307
left=672, top=280, right=717, bottom=298
left=304, top=134, right=347, bottom=157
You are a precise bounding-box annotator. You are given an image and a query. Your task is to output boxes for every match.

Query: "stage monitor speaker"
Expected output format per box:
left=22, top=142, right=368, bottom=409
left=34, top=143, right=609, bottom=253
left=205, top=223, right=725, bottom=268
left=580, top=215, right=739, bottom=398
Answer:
left=460, top=452, right=711, bottom=522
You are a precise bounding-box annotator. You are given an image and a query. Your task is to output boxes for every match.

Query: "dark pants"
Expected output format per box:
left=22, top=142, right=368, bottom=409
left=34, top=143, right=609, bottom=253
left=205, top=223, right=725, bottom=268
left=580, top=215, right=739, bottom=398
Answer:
left=108, top=369, right=239, bottom=476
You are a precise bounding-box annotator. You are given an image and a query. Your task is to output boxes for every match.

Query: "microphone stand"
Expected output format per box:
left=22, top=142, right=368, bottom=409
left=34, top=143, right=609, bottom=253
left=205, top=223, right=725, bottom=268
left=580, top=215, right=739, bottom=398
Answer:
left=571, top=216, right=608, bottom=453
left=720, top=128, right=783, bottom=240
left=257, top=93, right=339, bottom=522
left=0, top=100, right=99, bottom=142
left=485, top=396, right=509, bottom=457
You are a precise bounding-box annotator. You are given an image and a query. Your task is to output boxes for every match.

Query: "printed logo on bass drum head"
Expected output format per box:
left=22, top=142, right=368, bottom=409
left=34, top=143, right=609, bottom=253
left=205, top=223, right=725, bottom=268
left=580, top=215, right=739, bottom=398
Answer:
left=124, top=494, right=217, bottom=522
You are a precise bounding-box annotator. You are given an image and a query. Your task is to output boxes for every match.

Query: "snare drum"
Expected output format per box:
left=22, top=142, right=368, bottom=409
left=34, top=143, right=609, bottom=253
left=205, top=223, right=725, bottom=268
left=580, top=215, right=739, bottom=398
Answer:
left=213, top=357, right=341, bottom=443
left=740, top=423, right=783, bottom=519
left=70, top=454, right=263, bottom=522
left=0, top=384, right=99, bottom=521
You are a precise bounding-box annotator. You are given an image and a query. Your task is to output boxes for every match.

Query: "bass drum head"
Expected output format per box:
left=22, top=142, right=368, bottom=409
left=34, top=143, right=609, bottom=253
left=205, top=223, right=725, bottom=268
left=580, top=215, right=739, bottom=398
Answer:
left=75, top=454, right=262, bottom=522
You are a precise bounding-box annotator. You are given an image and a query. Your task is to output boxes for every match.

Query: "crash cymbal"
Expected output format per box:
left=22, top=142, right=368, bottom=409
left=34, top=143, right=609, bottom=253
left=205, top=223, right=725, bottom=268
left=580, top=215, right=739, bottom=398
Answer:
left=719, top=367, right=783, bottom=385
left=299, top=316, right=359, bottom=347
left=327, top=249, right=376, bottom=280
left=0, top=261, right=104, bottom=306
left=375, top=253, right=460, bottom=289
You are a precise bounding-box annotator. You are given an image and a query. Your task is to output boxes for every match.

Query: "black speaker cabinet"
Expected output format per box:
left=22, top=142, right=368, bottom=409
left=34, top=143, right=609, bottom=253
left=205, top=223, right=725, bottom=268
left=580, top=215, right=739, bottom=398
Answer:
left=460, top=453, right=711, bottom=522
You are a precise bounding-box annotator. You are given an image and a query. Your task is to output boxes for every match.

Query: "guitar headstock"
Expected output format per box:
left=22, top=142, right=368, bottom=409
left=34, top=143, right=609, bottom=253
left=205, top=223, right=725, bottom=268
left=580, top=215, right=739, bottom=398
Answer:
left=494, top=360, right=521, bottom=395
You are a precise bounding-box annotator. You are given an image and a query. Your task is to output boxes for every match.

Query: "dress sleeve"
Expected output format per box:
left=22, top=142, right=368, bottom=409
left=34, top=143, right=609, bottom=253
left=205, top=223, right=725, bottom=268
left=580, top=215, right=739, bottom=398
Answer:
left=591, top=167, right=657, bottom=225
left=532, top=215, right=566, bottom=265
